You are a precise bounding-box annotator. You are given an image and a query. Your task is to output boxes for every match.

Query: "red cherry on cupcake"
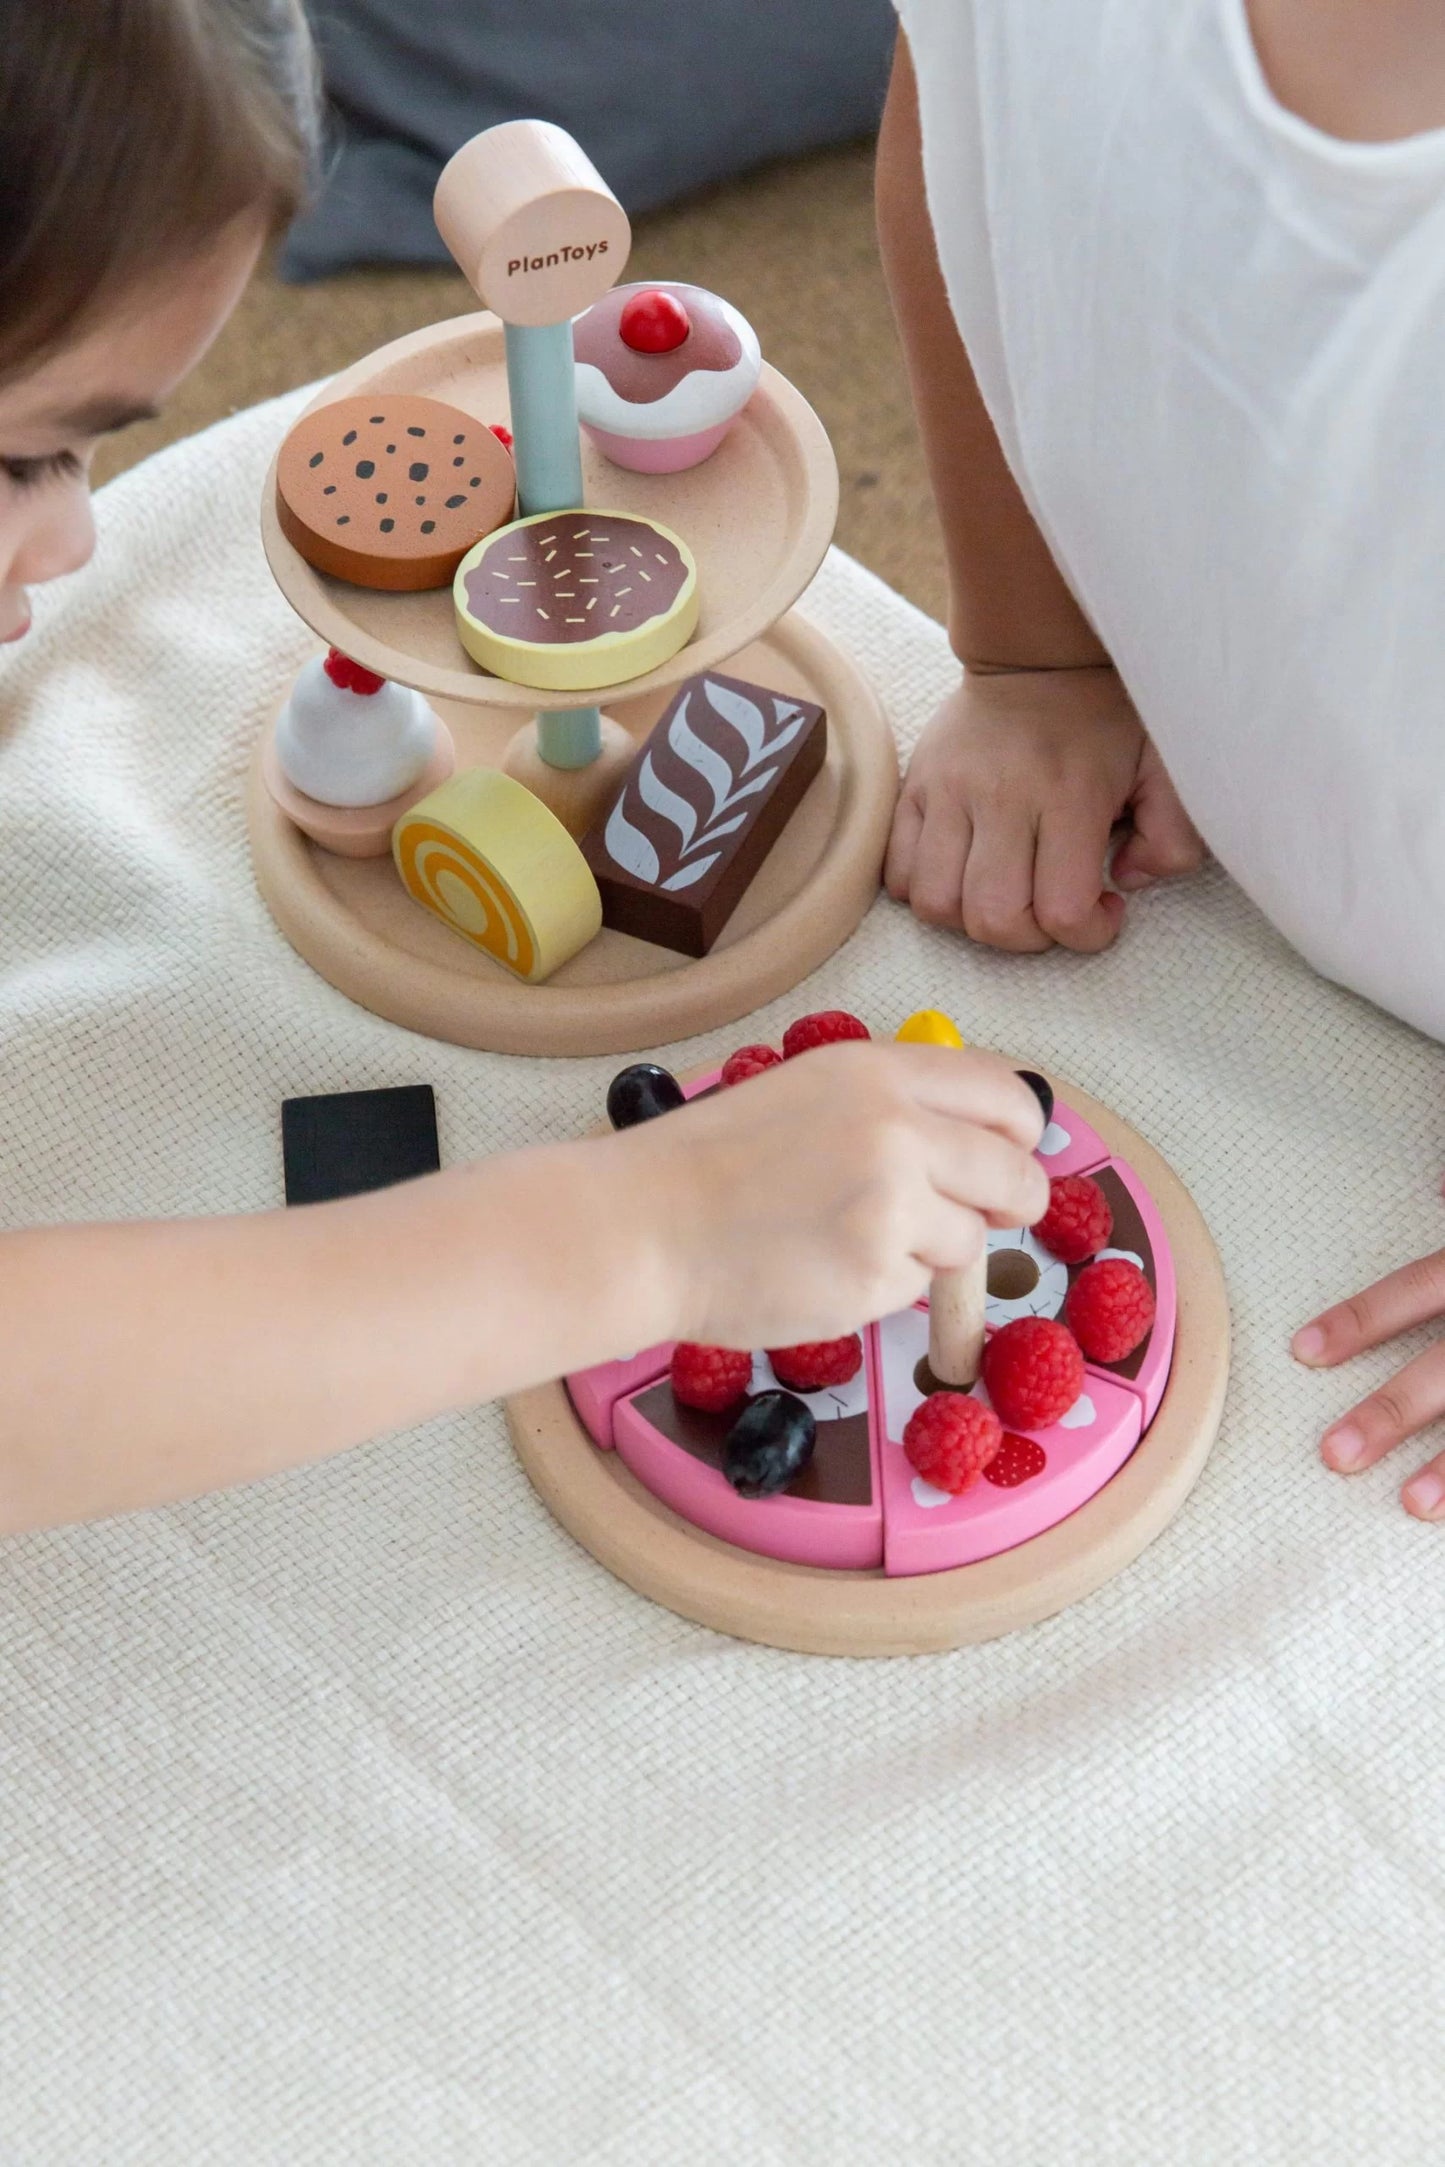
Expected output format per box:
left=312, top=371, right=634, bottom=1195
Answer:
left=323, top=649, right=386, bottom=696
left=619, top=289, right=691, bottom=354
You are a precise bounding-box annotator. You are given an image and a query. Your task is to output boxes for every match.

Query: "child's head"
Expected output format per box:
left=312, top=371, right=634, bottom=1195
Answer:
left=0, top=0, right=318, bottom=644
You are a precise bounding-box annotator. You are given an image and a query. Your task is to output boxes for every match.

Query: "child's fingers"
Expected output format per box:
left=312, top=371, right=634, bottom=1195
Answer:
left=1032, top=813, right=1126, bottom=952
left=1292, top=1249, right=1445, bottom=1366
left=916, top=1106, right=1050, bottom=1226
left=906, top=802, right=972, bottom=927
left=1401, top=1444, right=1445, bottom=1522
left=884, top=793, right=925, bottom=900
left=1317, top=1340, right=1445, bottom=1477
left=909, top=1196, right=988, bottom=1278
left=961, top=811, right=1051, bottom=951
left=1111, top=781, right=1205, bottom=892
left=836, top=1042, right=1044, bottom=1152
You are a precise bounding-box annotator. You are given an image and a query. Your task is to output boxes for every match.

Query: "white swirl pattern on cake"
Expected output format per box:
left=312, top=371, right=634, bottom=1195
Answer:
left=602, top=676, right=812, bottom=894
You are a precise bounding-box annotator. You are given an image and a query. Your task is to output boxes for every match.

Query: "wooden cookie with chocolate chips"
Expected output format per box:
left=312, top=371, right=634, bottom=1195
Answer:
left=276, top=395, right=516, bottom=592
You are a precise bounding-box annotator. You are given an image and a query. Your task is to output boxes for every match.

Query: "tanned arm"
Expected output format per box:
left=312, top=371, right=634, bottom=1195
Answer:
left=877, top=31, right=1204, bottom=950
left=875, top=33, right=1107, bottom=673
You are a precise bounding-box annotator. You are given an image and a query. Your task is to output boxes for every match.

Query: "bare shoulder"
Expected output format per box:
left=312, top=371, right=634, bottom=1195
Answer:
left=1246, top=0, right=1445, bottom=141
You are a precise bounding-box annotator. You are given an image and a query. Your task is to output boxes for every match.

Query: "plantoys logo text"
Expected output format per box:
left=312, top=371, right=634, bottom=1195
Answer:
left=507, top=241, right=610, bottom=276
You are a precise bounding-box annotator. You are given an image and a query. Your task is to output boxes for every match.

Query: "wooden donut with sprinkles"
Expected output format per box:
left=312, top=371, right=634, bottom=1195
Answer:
left=453, top=509, right=698, bottom=689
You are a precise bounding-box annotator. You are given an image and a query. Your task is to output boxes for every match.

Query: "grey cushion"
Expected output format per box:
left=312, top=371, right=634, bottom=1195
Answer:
left=281, top=0, right=894, bottom=281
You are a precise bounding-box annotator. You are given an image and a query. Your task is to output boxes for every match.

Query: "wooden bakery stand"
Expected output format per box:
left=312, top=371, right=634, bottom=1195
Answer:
left=249, top=119, right=900, bottom=1057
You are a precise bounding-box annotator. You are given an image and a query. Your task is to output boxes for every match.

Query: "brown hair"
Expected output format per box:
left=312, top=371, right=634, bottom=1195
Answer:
left=0, top=0, right=319, bottom=383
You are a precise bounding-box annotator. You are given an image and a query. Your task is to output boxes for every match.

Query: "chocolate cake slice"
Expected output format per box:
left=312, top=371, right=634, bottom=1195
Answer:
left=628, top=1383, right=873, bottom=1506
left=1064, top=1164, right=1158, bottom=1385
left=580, top=670, right=827, bottom=955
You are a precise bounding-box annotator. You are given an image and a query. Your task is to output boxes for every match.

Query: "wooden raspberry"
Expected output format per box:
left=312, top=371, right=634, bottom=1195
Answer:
left=1035, top=1175, right=1112, bottom=1264
left=980, top=1318, right=1085, bottom=1431
left=1065, top=1259, right=1156, bottom=1363
left=903, top=1392, right=1003, bottom=1494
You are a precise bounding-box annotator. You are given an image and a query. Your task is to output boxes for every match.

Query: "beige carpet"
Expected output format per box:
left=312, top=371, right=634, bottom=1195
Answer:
left=93, top=142, right=948, bottom=625
left=7, top=380, right=1442, bottom=2164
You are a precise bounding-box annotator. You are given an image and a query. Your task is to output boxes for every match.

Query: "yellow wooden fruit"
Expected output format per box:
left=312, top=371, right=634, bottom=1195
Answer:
left=895, top=1008, right=965, bottom=1049
left=392, top=768, right=602, bottom=983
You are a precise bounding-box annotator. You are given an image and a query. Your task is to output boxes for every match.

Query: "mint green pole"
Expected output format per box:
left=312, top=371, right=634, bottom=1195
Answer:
left=505, top=320, right=584, bottom=516
left=504, top=319, right=602, bottom=770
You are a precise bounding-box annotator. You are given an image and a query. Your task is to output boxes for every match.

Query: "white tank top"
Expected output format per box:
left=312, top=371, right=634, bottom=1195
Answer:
left=896, top=0, right=1445, bottom=1040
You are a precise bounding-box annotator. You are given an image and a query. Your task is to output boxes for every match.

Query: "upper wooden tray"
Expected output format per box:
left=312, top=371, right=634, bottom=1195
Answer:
left=260, top=312, right=839, bottom=712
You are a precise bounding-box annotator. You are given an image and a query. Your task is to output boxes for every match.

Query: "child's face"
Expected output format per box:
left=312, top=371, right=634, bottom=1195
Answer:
left=0, top=222, right=263, bottom=645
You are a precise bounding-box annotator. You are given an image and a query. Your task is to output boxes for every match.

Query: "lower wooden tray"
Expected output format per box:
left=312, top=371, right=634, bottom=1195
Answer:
left=248, top=607, right=897, bottom=1056
left=505, top=1074, right=1229, bottom=1655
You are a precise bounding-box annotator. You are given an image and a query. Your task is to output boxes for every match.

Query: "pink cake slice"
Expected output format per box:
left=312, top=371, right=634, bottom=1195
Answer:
left=1032, top=1096, right=1110, bottom=1179
left=566, top=1070, right=1175, bottom=1576
left=870, top=1305, right=1144, bottom=1577
left=566, top=1065, right=715, bottom=1451
left=566, top=1344, right=674, bottom=1449
left=613, top=1348, right=883, bottom=1569
left=1069, top=1157, right=1177, bottom=1425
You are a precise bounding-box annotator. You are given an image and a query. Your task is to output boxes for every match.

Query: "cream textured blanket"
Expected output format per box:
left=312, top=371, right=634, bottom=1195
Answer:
left=1, top=390, right=1442, bottom=2164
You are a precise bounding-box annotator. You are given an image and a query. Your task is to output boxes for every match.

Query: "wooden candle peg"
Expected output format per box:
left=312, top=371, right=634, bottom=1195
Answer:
left=926, top=1253, right=988, bottom=1390
left=894, top=1010, right=987, bottom=1390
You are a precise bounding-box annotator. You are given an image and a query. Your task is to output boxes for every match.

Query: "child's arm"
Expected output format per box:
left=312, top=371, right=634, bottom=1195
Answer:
left=876, top=33, right=1204, bottom=949
left=0, top=1042, right=1045, bottom=1534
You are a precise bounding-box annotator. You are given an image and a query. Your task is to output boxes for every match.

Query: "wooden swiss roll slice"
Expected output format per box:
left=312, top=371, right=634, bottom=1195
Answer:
left=392, top=769, right=602, bottom=983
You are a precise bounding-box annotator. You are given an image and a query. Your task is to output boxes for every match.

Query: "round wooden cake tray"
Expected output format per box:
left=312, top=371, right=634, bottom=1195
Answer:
left=248, top=608, right=898, bottom=1056
left=505, top=1073, right=1230, bottom=1655
left=260, top=311, right=839, bottom=712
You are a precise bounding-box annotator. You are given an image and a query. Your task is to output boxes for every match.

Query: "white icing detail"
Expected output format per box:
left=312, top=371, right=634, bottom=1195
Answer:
left=1060, top=1394, right=1097, bottom=1430
left=636, top=752, right=698, bottom=849
left=1037, top=1121, right=1072, bottom=1157
left=911, top=1477, right=954, bottom=1509
left=274, top=656, right=439, bottom=809
left=701, top=679, right=766, bottom=766
left=747, top=708, right=806, bottom=770
left=602, top=793, right=660, bottom=885
left=749, top=1351, right=868, bottom=1422
left=661, top=852, right=720, bottom=891
left=683, top=784, right=774, bottom=859
left=574, top=297, right=762, bottom=438
left=667, top=691, right=737, bottom=820
left=1098, top=1248, right=1145, bottom=1271
left=604, top=671, right=811, bottom=884
left=705, top=679, right=808, bottom=776
left=984, top=1223, right=1070, bottom=1325
left=876, top=1308, right=931, bottom=1438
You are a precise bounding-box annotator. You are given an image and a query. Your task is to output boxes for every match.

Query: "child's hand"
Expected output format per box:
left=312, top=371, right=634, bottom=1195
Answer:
left=620, top=1041, right=1048, bottom=1351
left=1294, top=1253, right=1445, bottom=1518
left=885, top=666, right=1204, bottom=951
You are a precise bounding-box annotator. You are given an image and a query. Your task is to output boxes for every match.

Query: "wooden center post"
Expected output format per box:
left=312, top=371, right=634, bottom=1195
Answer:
left=434, top=120, right=639, bottom=833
